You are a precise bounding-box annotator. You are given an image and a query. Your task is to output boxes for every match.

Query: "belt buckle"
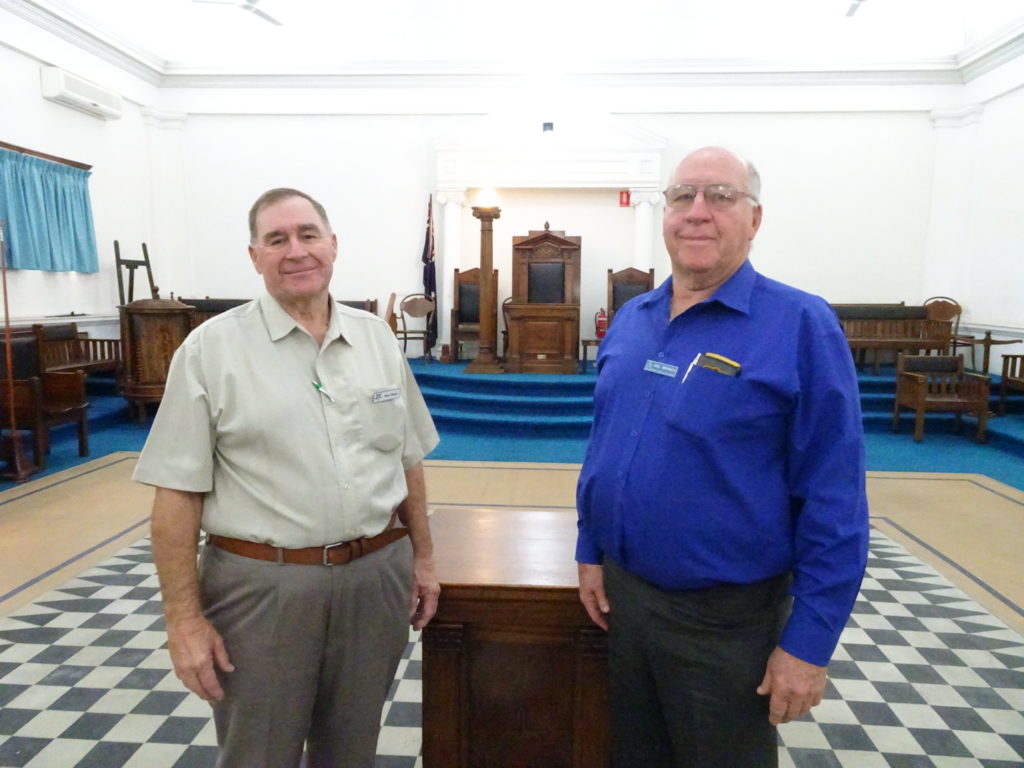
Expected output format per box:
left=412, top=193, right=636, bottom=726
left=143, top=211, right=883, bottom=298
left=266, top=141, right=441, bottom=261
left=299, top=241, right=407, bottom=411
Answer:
left=322, top=540, right=347, bottom=566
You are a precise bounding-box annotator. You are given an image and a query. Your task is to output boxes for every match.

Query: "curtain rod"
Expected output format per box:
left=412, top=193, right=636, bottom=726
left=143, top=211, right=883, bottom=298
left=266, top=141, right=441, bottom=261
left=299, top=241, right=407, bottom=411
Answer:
left=0, top=140, right=92, bottom=171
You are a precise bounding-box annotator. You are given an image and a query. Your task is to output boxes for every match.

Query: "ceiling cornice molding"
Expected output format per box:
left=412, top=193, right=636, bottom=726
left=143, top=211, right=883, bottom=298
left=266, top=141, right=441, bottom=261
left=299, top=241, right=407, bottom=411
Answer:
left=157, top=65, right=964, bottom=91
left=957, top=18, right=1024, bottom=82
left=0, top=0, right=164, bottom=84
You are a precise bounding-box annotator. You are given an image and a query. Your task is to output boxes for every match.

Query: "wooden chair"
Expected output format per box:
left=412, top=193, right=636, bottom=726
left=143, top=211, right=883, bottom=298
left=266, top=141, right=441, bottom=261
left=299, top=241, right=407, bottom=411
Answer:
left=384, top=293, right=398, bottom=335
left=924, top=296, right=975, bottom=368
left=32, top=322, right=121, bottom=377
left=114, top=240, right=159, bottom=305
left=500, top=296, right=513, bottom=361
left=450, top=268, right=497, bottom=362
left=607, top=267, right=655, bottom=323
left=999, top=354, right=1024, bottom=416
left=891, top=354, right=990, bottom=442
left=396, top=293, right=436, bottom=359
left=0, top=337, right=89, bottom=464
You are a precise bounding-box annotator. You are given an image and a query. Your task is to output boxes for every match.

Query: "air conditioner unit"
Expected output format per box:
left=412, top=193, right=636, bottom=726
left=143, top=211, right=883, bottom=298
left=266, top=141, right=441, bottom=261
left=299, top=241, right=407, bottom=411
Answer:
left=40, top=66, right=123, bottom=120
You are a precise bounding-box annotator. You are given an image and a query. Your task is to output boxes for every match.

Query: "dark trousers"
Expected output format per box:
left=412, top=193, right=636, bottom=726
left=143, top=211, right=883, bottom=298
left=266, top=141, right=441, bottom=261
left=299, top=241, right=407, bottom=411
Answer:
left=603, top=559, right=791, bottom=768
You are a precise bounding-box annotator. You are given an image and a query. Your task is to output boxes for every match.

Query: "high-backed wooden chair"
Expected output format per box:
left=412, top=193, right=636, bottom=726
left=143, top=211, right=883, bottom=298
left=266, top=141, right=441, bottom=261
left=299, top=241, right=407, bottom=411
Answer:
left=999, top=354, right=1024, bottom=416
left=607, top=268, right=655, bottom=323
left=450, top=268, right=497, bottom=361
left=0, top=336, right=89, bottom=464
left=924, top=296, right=975, bottom=367
left=891, top=354, right=990, bottom=442
left=396, top=293, right=436, bottom=359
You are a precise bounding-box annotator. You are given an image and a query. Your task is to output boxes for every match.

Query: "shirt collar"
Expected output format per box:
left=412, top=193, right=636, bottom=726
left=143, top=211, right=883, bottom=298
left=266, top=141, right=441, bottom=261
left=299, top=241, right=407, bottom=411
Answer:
left=259, top=293, right=349, bottom=345
left=639, top=259, right=756, bottom=317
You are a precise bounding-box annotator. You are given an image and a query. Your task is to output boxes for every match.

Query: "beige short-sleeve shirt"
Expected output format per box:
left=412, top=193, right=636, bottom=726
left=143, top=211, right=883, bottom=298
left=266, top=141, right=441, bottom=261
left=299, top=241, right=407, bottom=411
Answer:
left=133, top=294, right=439, bottom=547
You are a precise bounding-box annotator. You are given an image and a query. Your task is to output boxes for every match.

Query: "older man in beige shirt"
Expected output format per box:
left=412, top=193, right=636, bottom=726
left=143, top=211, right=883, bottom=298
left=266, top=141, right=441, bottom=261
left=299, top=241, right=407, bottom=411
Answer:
left=134, top=188, right=439, bottom=768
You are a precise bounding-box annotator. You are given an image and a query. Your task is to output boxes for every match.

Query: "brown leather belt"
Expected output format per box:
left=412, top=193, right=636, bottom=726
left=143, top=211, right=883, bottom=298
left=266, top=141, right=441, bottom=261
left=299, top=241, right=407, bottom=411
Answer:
left=207, top=525, right=408, bottom=567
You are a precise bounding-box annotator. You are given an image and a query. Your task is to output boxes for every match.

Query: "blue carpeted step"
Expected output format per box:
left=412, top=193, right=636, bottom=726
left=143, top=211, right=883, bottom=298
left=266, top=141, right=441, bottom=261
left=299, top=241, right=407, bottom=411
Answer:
left=428, top=405, right=593, bottom=436
left=419, top=385, right=593, bottom=416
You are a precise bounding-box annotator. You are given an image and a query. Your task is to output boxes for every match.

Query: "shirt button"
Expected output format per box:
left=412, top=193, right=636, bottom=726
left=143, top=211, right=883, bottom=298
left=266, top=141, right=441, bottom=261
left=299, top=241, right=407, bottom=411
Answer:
left=658, top=352, right=665, bottom=359
left=645, top=390, right=652, bottom=398
left=630, top=430, right=638, bottom=438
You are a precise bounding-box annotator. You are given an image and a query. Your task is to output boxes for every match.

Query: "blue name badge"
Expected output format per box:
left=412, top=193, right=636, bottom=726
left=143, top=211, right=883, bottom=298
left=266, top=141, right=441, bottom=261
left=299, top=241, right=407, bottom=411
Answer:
left=643, top=359, right=679, bottom=378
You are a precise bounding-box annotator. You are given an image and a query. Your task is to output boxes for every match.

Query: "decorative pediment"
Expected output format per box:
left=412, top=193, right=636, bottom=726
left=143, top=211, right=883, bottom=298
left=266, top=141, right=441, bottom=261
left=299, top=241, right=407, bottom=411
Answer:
left=514, top=224, right=580, bottom=252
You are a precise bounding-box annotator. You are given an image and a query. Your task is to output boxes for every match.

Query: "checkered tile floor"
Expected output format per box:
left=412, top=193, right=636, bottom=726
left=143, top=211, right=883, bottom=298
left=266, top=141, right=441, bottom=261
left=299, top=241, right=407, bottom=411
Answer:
left=0, top=530, right=1022, bottom=768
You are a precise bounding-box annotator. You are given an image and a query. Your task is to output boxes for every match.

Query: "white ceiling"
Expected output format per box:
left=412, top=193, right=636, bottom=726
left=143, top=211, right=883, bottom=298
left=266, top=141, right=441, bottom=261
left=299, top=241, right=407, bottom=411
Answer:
left=19, top=0, right=1024, bottom=75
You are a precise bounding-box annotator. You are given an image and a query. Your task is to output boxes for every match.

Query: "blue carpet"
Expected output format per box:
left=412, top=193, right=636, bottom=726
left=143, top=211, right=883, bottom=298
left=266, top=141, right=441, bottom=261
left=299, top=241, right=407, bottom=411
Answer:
left=3, top=364, right=1023, bottom=492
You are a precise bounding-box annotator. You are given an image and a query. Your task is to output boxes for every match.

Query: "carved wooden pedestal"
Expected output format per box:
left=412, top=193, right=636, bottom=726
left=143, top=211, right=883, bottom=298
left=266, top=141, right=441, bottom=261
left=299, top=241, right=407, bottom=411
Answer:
left=422, top=508, right=609, bottom=768
left=119, top=298, right=194, bottom=423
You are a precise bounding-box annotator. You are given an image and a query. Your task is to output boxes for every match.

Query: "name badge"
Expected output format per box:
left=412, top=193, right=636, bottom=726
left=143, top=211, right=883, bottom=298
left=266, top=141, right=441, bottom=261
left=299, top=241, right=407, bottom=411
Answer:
left=643, top=360, right=679, bottom=378
left=372, top=388, right=401, bottom=404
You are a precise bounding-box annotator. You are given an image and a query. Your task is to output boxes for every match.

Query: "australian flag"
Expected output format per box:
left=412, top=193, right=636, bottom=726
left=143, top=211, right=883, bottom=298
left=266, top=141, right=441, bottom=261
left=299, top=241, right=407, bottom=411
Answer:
left=421, top=196, right=438, bottom=351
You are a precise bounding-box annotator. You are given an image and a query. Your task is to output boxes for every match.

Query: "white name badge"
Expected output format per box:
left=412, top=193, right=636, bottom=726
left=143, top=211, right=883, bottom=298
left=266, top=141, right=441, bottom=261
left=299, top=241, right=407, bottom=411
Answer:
left=643, top=360, right=679, bottom=378
left=372, top=388, right=401, bottom=404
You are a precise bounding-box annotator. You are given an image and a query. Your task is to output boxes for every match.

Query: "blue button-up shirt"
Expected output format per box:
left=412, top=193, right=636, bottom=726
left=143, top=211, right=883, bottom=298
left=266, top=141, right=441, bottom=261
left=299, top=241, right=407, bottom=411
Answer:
left=576, top=261, right=869, bottom=666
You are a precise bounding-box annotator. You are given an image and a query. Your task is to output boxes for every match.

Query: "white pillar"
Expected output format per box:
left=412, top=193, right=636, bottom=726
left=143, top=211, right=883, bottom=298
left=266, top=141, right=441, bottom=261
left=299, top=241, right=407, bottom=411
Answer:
left=141, top=108, right=190, bottom=299
left=436, top=187, right=466, bottom=347
left=923, top=106, right=983, bottom=307
left=630, top=188, right=661, bottom=271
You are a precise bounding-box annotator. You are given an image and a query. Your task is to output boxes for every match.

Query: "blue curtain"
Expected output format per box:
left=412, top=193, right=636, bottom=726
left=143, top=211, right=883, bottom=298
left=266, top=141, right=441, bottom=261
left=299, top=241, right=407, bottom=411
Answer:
left=0, top=148, right=99, bottom=273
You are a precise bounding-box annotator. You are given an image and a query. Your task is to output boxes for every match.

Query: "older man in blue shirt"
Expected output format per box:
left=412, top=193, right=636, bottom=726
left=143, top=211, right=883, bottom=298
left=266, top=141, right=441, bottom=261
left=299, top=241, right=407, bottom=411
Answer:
left=576, top=146, right=869, bottom=767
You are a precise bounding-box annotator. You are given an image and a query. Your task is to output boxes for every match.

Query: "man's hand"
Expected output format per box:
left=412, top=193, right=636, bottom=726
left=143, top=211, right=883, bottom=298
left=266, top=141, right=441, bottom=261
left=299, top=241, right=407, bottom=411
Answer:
left=578, top=562, right=610, bottom=631
left=409, top=555, right=440, bottom=631
left=166, top=614, right=234, bottom=702
left=756, top=645, right=827, bottom=725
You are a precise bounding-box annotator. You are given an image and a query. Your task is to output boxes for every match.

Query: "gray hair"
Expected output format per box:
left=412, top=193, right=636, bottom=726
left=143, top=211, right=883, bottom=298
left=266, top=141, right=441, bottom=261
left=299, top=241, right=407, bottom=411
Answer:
left=248, top=188, right=331, bottom=242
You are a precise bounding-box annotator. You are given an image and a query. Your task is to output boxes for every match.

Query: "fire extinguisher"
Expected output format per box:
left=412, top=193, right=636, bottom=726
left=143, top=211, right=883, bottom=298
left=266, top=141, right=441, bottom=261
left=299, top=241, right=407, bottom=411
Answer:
left=595, top=307, right=609, bottom=339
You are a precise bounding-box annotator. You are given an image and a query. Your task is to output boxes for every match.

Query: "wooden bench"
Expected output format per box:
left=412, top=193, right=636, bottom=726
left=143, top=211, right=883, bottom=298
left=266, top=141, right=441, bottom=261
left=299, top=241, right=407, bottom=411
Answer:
left=831, top=305, right=952, bottom=374
left=999, top=354, right=1024, bottom=415
left=178, top=297, right=252, bottom=327
left=32, top=323, right=122, bottom=377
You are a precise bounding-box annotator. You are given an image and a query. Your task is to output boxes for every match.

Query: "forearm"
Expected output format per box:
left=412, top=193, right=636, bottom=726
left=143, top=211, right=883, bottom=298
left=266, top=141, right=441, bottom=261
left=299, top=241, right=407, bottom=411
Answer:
left=396, top=462, right=433, bottom=560
left=150, top=487, right=205, bottom=623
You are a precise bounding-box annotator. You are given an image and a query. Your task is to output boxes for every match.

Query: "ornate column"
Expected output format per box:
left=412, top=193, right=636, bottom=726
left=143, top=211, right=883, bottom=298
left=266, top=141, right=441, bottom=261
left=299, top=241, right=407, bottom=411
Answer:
left=630, top=188, right=662, bottom=271
left=436, top=188, right=466, bottom=349
left=465, top=206, right=503, bottom=373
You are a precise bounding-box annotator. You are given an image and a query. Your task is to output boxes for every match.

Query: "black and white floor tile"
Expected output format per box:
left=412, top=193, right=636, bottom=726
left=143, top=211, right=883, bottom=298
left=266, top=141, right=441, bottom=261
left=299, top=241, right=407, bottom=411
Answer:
left=0, top=530, right=1022, bottom=768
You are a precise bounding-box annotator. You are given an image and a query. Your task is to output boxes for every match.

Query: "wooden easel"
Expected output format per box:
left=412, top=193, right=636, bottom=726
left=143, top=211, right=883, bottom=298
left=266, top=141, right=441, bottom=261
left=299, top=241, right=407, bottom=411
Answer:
left=0, top=221, right=40, bottom=482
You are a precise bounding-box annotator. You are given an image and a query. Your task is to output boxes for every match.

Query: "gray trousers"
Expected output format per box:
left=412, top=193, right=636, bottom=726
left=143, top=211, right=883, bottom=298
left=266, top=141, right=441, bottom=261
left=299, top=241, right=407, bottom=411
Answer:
left=198, top=537, right=412, bottom=768
left=604, top=558, right=791, bottom=768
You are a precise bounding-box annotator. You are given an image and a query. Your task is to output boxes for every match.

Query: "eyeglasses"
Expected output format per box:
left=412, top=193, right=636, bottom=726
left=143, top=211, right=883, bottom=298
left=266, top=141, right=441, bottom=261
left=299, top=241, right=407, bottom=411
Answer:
left=663, top=183, right=759, bottom=211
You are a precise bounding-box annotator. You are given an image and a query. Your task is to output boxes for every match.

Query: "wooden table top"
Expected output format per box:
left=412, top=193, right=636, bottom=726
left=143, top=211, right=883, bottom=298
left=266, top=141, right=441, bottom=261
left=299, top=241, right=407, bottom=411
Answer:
left=429, top=506, right=580, bottom=589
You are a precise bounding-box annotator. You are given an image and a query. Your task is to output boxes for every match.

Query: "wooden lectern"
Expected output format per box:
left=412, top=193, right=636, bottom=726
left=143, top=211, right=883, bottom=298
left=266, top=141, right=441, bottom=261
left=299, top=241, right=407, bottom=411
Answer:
left=422, top=507, right=610, bottom=768
left=503, top=224, right=581, bottom=374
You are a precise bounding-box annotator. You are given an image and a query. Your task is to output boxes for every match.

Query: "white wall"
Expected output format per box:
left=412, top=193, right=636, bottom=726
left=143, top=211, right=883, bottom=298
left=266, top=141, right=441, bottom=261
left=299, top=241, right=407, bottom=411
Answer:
left=2, top=23, right=1022, bottom=362
left=178, top=113, right=467, bottom=304
left=0, top=43, right=154, bottom=327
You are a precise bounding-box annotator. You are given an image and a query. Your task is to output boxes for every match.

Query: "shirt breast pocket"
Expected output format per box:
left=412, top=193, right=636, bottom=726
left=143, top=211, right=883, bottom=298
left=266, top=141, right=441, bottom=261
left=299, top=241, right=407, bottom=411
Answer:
left=359, top=386, right=407, bottom=453
left=665, top=366, right=743, bottom=436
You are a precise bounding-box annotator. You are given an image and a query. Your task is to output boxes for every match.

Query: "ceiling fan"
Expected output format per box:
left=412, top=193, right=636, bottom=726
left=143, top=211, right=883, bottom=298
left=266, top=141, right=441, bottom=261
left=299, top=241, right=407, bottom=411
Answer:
left=192, top=0, right=283, bottom=26
left=846, top=0, right=867, bottom=17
